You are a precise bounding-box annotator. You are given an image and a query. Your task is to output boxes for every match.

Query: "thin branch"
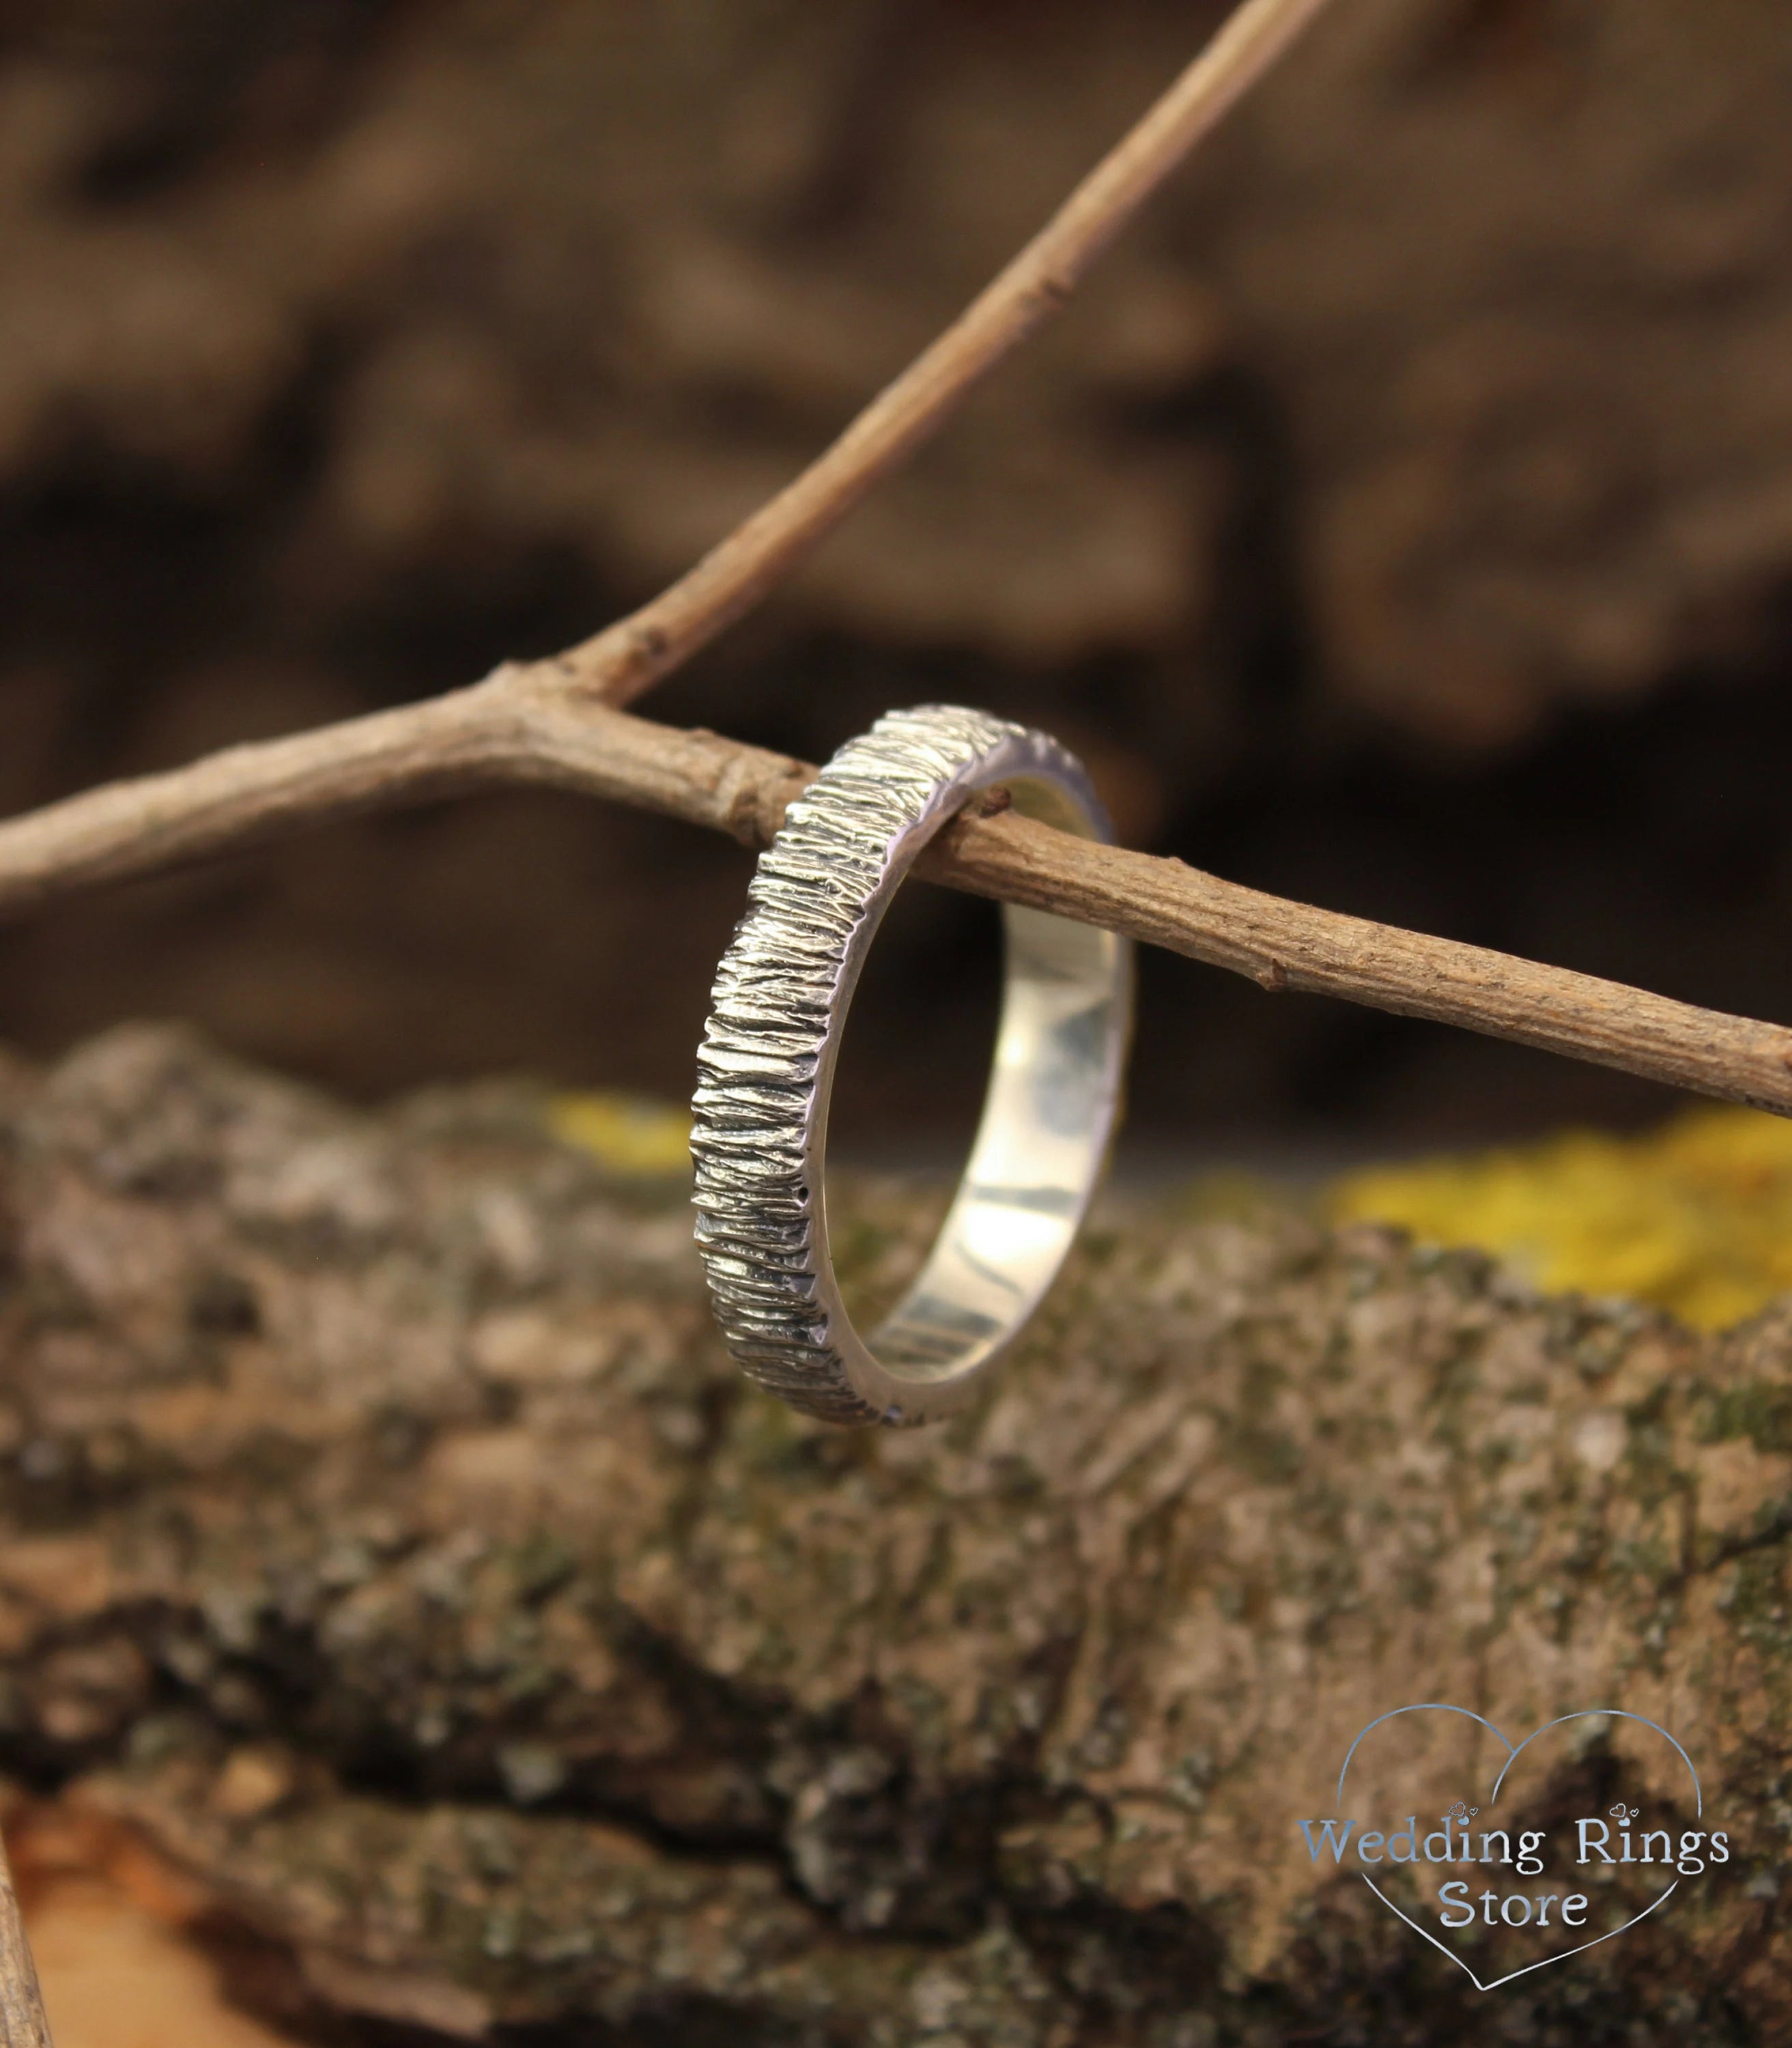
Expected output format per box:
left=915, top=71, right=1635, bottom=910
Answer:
left=922, top=808, right=1792, bottom=1118
left=0, top=1826, right=51, bottom=2048
left=543, top=0, right=1341, bottom=705
left=2, top=0, right=1786, bottom=1134
left=0, top=677, right=806, bottom=915
left=3, top=683, right=1791, bottom=1120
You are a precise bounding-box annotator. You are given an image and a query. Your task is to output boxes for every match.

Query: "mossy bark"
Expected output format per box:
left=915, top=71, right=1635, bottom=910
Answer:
left=0, top=1025, right=1787, bottom=2043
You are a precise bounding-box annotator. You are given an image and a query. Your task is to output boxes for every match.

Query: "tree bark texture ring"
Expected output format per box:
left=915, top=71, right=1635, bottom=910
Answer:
left=691, top=704, right=1133, bottom=1425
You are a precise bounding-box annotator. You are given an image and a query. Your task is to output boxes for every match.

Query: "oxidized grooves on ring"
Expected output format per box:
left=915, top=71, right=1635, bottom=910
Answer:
left=690, top=703, right=1120, bottom=1425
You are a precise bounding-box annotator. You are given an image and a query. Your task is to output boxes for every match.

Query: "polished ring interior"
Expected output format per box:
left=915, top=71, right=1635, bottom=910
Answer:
left=691, top=703, right=1132, bottom=1425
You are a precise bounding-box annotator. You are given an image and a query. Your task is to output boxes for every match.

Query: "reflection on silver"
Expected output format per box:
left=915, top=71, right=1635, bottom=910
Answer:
left=690, top=705, right=1133, bottom=1425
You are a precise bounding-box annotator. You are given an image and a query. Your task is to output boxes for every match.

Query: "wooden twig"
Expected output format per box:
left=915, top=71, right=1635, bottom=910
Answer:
left=0, top=0, right=1785, bottom=1130
left=2, top=682, right=1791, bottom=1120
left=0, top=1827, right=50, bottom=2048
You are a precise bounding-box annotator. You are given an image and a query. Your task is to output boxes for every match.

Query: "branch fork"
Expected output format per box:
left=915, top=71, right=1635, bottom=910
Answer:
left=0, top=0, right=1784, bottom=1153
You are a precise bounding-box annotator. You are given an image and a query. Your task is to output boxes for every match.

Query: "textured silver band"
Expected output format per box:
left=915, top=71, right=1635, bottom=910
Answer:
left=690, top=704, right=1132, bottom=1425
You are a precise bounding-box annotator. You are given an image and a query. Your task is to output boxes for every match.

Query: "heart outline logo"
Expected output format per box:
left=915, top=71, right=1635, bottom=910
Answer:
left=1333, top=1703, right=1702, bottom=1992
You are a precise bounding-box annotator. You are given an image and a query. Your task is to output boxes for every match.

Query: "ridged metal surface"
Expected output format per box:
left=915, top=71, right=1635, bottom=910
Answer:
left=690, top=703, right=1122, bottom=1425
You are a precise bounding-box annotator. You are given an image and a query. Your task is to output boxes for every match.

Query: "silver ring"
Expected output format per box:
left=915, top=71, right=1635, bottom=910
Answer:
left=690, top=704, right=1133, bottom=1425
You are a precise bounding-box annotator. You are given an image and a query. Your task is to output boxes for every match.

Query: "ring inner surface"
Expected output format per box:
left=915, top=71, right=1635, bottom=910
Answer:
left=853, top=775, right=1124, bottom=1386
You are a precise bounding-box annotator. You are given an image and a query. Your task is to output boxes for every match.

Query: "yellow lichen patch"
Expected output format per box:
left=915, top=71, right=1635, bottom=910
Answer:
left=1328, top=1105, right=1792, bottom=1330
left=547, top=1092, right=691, bottom=1176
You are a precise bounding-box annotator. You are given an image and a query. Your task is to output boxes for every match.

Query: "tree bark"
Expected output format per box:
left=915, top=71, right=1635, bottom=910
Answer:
left=0, top=1025, right=1786, bottom=2042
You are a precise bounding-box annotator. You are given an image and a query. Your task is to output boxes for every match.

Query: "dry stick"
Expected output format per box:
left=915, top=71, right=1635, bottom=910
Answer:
left=0, top=0, right=1779, bottom=1120
left=0, top=0, right=1780, bottom=1133
left=0, top=1826, right=50, bottom=2048
left=544, top=0, right=1341, bottom=705
left=0, top=682, right=1789, bottom=1120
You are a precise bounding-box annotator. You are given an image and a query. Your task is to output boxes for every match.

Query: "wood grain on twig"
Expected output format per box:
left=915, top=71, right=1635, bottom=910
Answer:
left=1, top=683, right=1790, bottom=1120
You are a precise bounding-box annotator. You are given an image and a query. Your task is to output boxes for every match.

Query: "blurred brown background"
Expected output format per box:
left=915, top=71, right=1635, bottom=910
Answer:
left=2, top=0, right=1791, bottom=1158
